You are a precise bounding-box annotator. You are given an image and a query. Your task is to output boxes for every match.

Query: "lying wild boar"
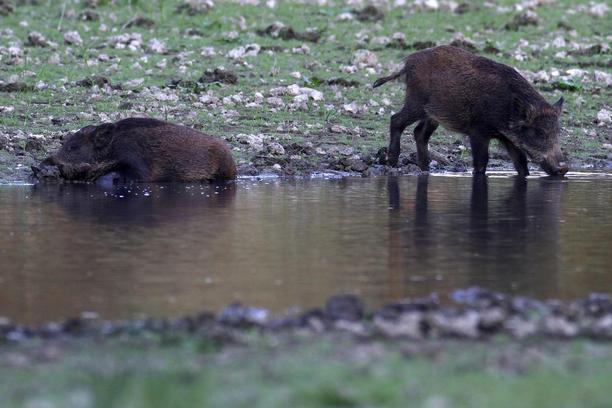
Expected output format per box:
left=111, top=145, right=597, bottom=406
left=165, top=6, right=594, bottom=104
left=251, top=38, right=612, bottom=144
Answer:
left=373, top=45, right=568, bottom=176
left=32, top=118, right=236, bottom=182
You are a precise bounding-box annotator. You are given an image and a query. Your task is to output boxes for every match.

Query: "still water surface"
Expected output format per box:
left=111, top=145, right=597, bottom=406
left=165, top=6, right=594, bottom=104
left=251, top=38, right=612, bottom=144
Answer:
left=1, top=173, right=611, bottom=324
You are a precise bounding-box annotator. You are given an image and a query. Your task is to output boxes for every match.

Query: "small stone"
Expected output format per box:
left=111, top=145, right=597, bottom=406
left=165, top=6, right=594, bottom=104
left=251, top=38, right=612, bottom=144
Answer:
left=27, top=31, right=51, bottom=47
left=266, top=141, right=285, bottom=156
left=415, top=0, right=440, bottom=11
left=63, top=31, right=83, bottom=46
left=267, top=96, right=284, bottom=108
left=596, top=109, right=611, bottom=125
left=506, top=10, right=539, bottom=30
left=352, top=49, right=378, bottom=68
left=374, top=313, right=424, bottom=339
left=147, top=38, right=166, bottom=54
left=543, top=316, right=579, bottom=338
left=588, top=3, right=609, bottom=18
left=325, top=295, right=363, bottom=322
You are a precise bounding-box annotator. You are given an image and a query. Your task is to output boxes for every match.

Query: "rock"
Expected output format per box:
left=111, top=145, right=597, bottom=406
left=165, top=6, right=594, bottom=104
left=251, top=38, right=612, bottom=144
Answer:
left=478, top=307, right=507, bottom=331
left=227, top=43, right=260, bottom=59
left=147, top=38, right=166, bottom=54
left=590, top=315, right=612, bottom=338
left=0, top=82, right=33, bottom=92
left=454, top=2, right=472, bottom=14
left=76, top=75, right=110, bottom=88
left=504, top=316, right=538, bottom=339
left=352, top=49, right=378, bottom=68
left=325, top=295, right=364, bottom=322
left=588, top=3, right=609, bottom=18
left=597, top=109, right=611, bottom=125
left=299, top=309, right=326, bottom=332
left=79, top=9, right=100, bottom=21
left=292, top=44, right=310, bottom=54
left=410, top=41, right=436, bottom=51
left=63, top=31, right=83, bottom=46
left=568, top=44, right=606, bottom=57
left=449, top=33, right=478, bottom=52
left=266, top=141, right=285, bottom=156
left=451, top=287, right=506, bottom=308
left=542, top=316, right=579, bottom=338
left=108, top=32, right=143, bottom=51
left=27, top=32, right=51, bottom=47
left=123, top=78, right=145, bottom=89
left=267, top=96, right=284, bottom=108
left=429, top=310, right=481, bottom=338
left=124, top=16, right=155, bottom=28
left=241, top=134, right=265, bottom=152
left=353, top=5, right=384, bottom=22
left=414, top=0, right=440, bottom=11
left=328, top=124, right=347, bottom=134
left=217, top=303, right=268, bottom=327
left=24, top=138, right=44, bottom=152
left=342, top=102, right=362, bottom=115
left=257, top=23, right=323, bottom=43
left=348, top=158, right=368, bottom=172
left=176, top=0, right=214, bottom=15
left=374, top=312, right=424, bottom=339
left=0, top=0, right=14, bottom=16
left=506, top=10, right=539, bottom=30
left=594, top=71, right=612, bottom=87
left=199, top=68, right=238, bottom=84
left=326, top=77, right=360, bottom=87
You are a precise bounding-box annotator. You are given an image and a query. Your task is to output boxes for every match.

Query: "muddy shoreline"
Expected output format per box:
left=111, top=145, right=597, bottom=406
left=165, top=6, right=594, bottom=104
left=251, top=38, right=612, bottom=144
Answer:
left=2, top=288, right=611, bottom=345
left=2, top=139, right=611, bottom=184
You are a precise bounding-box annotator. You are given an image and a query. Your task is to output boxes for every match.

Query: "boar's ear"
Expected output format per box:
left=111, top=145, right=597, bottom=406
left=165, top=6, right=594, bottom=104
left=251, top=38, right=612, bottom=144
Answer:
left=92, top=123, right=115, bottom=150
left=552, top=97, right=564, bottom=115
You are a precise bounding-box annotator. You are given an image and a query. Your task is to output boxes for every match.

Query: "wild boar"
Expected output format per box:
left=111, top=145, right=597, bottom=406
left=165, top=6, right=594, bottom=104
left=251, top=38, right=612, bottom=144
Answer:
left=373, top=45, right=568, bottom=176
left=32, top=118, right=236, bottom=182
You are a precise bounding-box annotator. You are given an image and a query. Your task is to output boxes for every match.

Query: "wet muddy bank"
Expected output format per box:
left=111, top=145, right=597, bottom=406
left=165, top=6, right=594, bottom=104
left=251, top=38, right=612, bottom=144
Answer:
left=2, top=288, right=611, bottom=345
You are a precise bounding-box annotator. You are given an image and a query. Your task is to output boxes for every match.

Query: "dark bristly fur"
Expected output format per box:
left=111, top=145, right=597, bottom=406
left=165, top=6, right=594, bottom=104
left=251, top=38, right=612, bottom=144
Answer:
left=373, top=45, right=568, bottom=176
left=35, top=118, right=236, bottom=182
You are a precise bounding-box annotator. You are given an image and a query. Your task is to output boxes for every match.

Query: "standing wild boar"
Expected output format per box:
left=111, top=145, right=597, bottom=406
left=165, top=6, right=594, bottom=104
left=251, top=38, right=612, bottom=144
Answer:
left=373, top=45, right=568, bottom=176
left=32, top=118, right=236, bottom=182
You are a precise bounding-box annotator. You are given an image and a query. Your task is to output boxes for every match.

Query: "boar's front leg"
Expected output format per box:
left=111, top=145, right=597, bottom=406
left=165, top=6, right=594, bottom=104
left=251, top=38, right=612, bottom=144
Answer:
left=469, top=134, right=490, bottom=175
left=499, top=138, right=529, bottom=177
left=414, top=119, right=439, bottom=171
left=388, top=105, right=421, bottom=167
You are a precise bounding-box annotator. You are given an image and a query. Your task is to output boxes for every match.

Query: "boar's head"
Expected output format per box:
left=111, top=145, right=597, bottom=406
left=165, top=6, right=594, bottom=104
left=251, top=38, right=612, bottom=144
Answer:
left=53, top=123, right=115, bottom=165
left=33, top=123, right=115, bottom=180
left=509, top=97, right=568, bottom=176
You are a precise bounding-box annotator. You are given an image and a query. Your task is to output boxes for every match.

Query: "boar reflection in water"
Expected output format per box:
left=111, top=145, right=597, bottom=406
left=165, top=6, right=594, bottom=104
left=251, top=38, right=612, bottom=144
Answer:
left=386, top=176, right=563, bottom=294
left=32, top=118, right=236, bottom=183
left=374, top=46, right=569, bottom=176
left=32, top=182, right=236, bottom=226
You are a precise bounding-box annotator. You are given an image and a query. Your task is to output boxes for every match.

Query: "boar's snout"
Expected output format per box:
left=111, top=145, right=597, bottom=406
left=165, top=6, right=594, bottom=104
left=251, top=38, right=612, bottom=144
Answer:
left=540, top=149, right=569, bottom=176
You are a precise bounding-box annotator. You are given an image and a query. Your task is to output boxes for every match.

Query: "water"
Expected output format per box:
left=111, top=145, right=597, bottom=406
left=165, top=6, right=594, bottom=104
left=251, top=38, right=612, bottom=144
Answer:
left=1, top=173, right=611, bottom=324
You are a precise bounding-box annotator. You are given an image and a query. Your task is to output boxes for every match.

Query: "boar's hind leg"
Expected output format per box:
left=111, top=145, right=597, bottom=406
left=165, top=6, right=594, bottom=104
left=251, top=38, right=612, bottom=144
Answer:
left=388, top=105, right=422, bottom=167
left=469, top=135, right=490, bottom=175
left=414, top=119, right=439, bottom=171
left=499, top=138, right=529, bottom=177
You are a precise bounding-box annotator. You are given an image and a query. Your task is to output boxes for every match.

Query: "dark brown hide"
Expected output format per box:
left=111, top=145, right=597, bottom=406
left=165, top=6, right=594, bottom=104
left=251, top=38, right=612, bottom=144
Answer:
left=373, top=45, right=568, bottom=176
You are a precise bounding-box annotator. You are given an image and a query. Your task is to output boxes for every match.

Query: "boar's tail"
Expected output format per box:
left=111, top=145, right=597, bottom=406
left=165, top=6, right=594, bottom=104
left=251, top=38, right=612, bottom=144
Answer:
left=372, top=69, right=405, bottom=88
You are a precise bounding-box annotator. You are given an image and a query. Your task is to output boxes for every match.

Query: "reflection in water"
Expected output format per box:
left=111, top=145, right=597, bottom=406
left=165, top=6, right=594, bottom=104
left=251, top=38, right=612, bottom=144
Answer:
left=387, top=175, right=567, bottom=297
left=0, top=175, right=611, bottom=324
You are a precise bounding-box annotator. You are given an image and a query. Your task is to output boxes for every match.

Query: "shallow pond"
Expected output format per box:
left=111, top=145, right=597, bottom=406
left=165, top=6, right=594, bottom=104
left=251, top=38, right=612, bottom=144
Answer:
left=1, top=172, right=611, bottom=324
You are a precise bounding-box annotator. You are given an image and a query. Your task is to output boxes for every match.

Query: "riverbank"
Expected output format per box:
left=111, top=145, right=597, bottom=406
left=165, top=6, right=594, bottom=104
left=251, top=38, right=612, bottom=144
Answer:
left=1, top=0, right=611, bottom=182
left=2, top=288, right=611, bottom=407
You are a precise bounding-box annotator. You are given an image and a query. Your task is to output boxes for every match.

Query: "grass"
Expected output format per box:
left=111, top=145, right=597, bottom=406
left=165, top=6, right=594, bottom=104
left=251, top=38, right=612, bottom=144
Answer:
left=1, top=334, right=611, bottom=408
